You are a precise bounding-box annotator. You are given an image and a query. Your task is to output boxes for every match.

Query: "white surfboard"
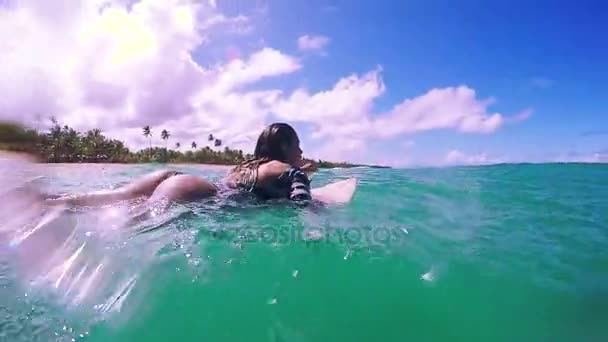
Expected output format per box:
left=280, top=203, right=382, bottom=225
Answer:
left=311, top=178, right=358, bottom=205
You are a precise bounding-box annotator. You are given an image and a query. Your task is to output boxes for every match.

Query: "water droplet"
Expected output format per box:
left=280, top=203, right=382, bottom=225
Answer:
left=344, top=250, right=352, bottom=260
left=225, top=259, right=232, bottom=264
left=80, top=334, right=84, bottom=338
left=421, top=270, right=434, bottom=282
left=268, top=298, right=277, bottom=305
left=401, top=228, right=409, bottom=234
left=185, top=253, right=191, bottom=258
left=63, top=326, right=67, bottom=331
left=292, top=270, right=299, bottom=278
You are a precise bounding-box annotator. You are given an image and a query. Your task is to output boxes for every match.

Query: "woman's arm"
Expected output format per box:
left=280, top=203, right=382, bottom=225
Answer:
left=283, top=167, right=312, bottom=203
left=256, top=161, right=311, bottom=203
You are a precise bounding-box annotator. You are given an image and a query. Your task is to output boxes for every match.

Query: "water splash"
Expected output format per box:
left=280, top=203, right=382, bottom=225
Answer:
left=0, top=154, right=205, bottom=338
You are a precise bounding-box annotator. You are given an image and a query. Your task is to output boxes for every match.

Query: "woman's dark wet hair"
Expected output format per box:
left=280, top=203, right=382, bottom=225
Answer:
left=253, top=123, right=298, bottom=162
left=229, top=123, right=299, bottom=176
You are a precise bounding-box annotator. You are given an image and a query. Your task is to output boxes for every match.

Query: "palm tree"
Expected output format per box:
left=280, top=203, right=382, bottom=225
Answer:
left=175, top=142, right=181, bottom=149
left=47, top=117, right=62, bottom=162
left=160, top=129, right=170, bottom=163
left=208, top=134, right=214, bottom=142
left=161, top=129, right=170, bottom=147
left=191, top=141, right=197, bottom=149
left=142, top=125, right=152, bottom=160
left=84, top=128, right=103, bottom=161
left=214, top=138, right=222, bottom=147
left=142, top=126, right=152, bottom=149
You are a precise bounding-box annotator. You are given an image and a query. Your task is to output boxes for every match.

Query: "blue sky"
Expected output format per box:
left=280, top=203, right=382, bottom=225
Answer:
left=211, top=0, right=608, bottom=165
left=2, top=0, right=606, bottom=166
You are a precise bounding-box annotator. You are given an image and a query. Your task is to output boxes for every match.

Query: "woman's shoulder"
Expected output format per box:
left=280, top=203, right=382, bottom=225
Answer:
left=258, top=160, right=292, bottom=177
left=255, top=161, right=295, bottom=186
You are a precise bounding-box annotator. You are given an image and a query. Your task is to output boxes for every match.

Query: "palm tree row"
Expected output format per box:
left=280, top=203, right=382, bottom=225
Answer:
left=0, top=120, right=384, bottom=168
left=141, top=126, right=222, bottom=154
left=0, top=121, right=242, bottom=164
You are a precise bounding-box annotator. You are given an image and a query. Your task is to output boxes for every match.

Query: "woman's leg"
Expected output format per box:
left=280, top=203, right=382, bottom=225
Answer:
left=45, top=170, right=180, bottom=207
left=148, top=174, right=218, bottom=204
left=126, top=174, right=218, bottom=225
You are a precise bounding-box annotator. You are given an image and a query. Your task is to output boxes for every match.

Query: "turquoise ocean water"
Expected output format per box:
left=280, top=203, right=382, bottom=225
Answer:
left=1, top=161, right=607, bottom=341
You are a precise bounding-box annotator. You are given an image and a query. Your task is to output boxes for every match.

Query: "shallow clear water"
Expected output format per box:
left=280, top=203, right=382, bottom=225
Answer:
left=1, top=160, right=607, bottom=341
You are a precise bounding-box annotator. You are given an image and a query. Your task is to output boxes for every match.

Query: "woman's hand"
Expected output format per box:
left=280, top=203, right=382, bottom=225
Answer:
left=299, top=160, right=318, bottom=173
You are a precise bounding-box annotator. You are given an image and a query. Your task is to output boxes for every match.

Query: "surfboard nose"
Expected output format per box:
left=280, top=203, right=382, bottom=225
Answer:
left=310, top=177, right=358, bottom=205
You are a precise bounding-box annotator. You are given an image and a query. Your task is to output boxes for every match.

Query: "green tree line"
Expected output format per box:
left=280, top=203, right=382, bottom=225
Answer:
left=0, top=120, right=387, bottom=168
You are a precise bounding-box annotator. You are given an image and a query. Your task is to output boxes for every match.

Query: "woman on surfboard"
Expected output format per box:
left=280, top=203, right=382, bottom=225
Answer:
left=45, top=123, right=318, bottom=207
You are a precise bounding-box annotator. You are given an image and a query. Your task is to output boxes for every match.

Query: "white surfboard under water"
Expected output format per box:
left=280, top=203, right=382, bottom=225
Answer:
left=311, top=178, right=358, bottom=205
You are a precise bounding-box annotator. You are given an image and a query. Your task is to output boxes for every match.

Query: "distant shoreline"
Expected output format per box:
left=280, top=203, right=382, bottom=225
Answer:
left=35, top=162, right=391, bottom=169
left=0, top=151, right=391, bottom=169
left=0, top=122, right=394, bottom=169
left=4, top=152, right=607, bottom=169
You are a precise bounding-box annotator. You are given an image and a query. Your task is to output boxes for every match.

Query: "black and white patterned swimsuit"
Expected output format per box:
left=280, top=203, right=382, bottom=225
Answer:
left=230, top=164, right=312, bottom=203
left=276, top=167, right=312, bottom=202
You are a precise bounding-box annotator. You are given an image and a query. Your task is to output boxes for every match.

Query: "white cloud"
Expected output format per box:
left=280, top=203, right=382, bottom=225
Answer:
left=1, top=0, right=210, bottom=129
left=508, top=107, right=534, bottom=123
left=272, top=68, right=510, bottom=162
left=212, top=48, right=300, bottom=93
left=553, top=151, right=608, bottom=163
left=0, top=0, right=288, bottom=153
left=200, top=14, right=253, bottom=35
left=276, top=70, right=506, bottom=141
left=297, top=34, right=330, bottom=52
left=273, top=68, right=384, bottom=140
left=443, top=149, right=503, bottom=166
left=0, top=0, right=528, bottom=165
left=374, top=86, right=504, bottom=137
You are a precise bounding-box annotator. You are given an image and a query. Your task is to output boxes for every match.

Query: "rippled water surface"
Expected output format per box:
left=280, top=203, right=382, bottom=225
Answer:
left=1, top=159, right=607, bottom=341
